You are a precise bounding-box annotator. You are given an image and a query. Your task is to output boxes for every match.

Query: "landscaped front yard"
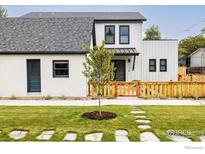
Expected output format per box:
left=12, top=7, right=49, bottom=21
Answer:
left=0, top=105, right=204, bottom=141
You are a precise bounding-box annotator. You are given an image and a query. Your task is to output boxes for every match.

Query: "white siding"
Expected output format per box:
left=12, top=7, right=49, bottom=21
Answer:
left=190, top=51, right=205, bottom=67
left=142, top=40, right=178, bottom=81
left=0, top=54, right=87, bottom=97
left=95, top=21, right=143, bottom=81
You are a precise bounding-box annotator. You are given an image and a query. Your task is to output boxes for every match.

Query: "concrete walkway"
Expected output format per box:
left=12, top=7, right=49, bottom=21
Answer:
left=0, top=98, right=204, bottom=106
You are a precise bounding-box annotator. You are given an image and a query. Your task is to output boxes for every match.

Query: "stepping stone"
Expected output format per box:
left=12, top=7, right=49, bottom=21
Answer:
left=131, top=111, right=145, bottom=114
left=36, top=130, right=55, bottom=140
left=9, top=130, right=28, bottom=140
left=138, top=125, right=151, bottom=129
left=63, top=133, right=77, bottom=141
left=131, top=109, right=142, bottom=111
left=135, top=119, right=151, bottom=124
left=199, top=136, right=205, bottom=142
left=167, top=135, right=192, bottom=142
left=115, top=130, right=129, bottom=142
left=115, top=135, right=129, bottom=142
left=115, top=130, right=128, bottom=136
left=140, top=132, right=160, bottom=142
left=85, top=133, right=103, bottom=142
left=135, top=115, right=146, bottom=118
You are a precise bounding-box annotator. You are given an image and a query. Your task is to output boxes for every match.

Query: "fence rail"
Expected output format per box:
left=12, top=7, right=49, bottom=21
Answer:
left=88, top=81, right=205, bottom=98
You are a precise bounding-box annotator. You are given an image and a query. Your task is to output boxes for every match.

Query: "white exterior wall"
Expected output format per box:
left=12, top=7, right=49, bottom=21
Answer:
left=95, top=21, right=143, bottom=81
left=0, top=54, right=87, bottom=97
left=142, top=40, right=178, bottom=81
left=190, top=51, right=205, bottom=67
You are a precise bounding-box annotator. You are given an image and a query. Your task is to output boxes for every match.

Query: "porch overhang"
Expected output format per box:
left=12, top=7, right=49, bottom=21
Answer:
left=106, top=48, right=139, bottom=56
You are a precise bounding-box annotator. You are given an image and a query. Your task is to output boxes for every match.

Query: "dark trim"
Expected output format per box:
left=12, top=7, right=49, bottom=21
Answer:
left=92, top=22, right=96, bottom=46
left=149, top=59, right=156, bottom=72
left=112, top=60, right=126, bottom=81
left=53, top=60, right=69, bottom=78
left=132, top=55, right=136, bottom=71
left=0, top=51, right=88, bottom=55
left=115, top=53, right=139, bottom=56
left=119, top=25, right=130, bottom=44
left=160, top=59, right=167, bottom=72
left=143, top=39, right=178, bottom=41
left=105, top=25, right=115, bottom=44
left=26, top=59, right=41, bottom=93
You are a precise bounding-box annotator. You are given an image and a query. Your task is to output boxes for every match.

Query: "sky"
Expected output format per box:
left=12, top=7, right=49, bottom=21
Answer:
left=4, top=5, right=205, bottom=40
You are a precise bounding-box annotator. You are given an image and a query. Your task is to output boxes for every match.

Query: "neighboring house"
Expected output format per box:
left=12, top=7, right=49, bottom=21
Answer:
left=188, top=48, right=205, bottom=73
left=0, top=12, right=178, bottom=97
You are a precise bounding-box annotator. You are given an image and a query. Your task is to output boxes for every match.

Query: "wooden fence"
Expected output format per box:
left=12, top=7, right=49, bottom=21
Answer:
left=88, top=81, right=205, bottom=98
left=178, top=67, right=205, bottom=82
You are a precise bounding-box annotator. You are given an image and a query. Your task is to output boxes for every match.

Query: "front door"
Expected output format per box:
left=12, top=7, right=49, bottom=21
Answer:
left=27, top=60, right=41, bottom=92
left=112, top=60, right=126, bottom=81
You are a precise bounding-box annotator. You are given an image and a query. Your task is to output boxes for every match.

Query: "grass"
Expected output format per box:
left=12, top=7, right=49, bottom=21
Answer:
left=0, top=105, right=205, bottom=141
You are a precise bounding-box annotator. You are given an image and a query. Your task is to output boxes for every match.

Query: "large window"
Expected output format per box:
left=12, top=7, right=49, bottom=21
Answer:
left=160, top=59, right=167, bottom=72
left=53, top=60, right=69, bottom=78
left=149, top=59, right=156, bottom=72
left=119, top=25, right=129, bottom=44
left=105, top=25, right=115, bottom=44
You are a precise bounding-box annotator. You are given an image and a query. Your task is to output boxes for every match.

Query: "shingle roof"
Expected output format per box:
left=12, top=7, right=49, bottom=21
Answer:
left=0, top=17, right=94, bottom=53
left=21, top=12, right=146, bottom=21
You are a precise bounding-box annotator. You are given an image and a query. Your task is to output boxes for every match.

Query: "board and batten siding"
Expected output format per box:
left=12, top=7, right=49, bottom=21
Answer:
left=94, top=21, right=143, bottom=81
left=142, top=40, right=178, bottom=81
left=190, top=50, right=205, bottom=67
left=0, top=54, right=87, bottom=97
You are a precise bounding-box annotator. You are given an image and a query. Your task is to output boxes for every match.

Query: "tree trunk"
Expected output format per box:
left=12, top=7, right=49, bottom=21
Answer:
left=98, top=81, right=102, bottom=116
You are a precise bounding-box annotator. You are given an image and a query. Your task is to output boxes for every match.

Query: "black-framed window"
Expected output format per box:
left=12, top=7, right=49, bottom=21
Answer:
left=149, top=59, right=156, bottom=72
left=53, top=60, right=69, bottom=78
left=119, top=25, right=129, bottom=44
left=160, top=59, right=167, bottom=72
left=105, top=25, right=115, bottom=44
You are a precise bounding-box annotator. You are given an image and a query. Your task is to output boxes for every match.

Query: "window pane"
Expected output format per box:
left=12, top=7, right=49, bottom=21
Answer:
left=55, top=63, right=68, bottom=69
left=150, top=66, right=155, bottom=71
left=120, top=26, right=129, bottom=35
left=150, top=60, right=156, bottom=65
left=105, top=27, right=114, bottom=36
left=160, top=60, right=166, bottom=65
left=106, top=36, right=114, bottom=44
left=120, top=36, right=129, bottom=43
left=55, top=70, right=68, bottom=76
left=160, top=66, right=166, bottom=71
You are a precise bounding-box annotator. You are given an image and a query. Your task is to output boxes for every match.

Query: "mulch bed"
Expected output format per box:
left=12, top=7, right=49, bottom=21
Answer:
left=82, top=111, right=117, bottom=120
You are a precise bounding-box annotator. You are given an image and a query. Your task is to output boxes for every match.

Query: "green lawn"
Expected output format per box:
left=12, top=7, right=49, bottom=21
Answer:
left=0, top=105, right=204, bottom=141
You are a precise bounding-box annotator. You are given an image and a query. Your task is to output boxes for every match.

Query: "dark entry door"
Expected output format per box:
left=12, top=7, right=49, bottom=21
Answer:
left=112, top=60, right=126, bottom=81
left=27, top=60, right=41, bottom=92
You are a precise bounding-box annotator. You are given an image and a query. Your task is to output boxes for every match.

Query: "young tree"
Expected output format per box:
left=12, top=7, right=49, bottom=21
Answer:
left=144, top=25, right=161, bottom=40
left=0, top=6, right=7, bottom=18
left=83, top=41, right=115, bottom=115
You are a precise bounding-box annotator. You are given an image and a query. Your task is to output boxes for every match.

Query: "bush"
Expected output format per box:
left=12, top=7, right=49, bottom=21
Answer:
left=10, top=94, right=16, bottom=100
left=45, top=95, right=52, bottom=100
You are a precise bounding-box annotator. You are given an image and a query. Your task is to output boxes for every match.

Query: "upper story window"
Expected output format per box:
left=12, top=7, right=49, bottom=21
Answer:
left=53, top=60, right=69, bottom=78
left=119, top=25, right=129, bottom=44
left=105, top=25, right=115, bottom=44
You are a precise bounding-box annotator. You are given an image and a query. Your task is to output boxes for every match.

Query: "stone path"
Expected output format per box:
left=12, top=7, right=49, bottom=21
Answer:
left=115, top=130, right=129, bottom=142
left=84, top=133, right=103, bottom=142
left=167, top=135, right=192, bottom=142
left=138, top=125, right=151, bottom=129
left=131, top=106, right=159, bottom=142
left=36, top=130, right=55, bottom=140
left=140, top=132, right=160, bottom=142
left=63, top=133, right=77, bottom=141
left=135, top=119, right=151, bottom=124
left=199, top=136, right=205, bottom=142
left=9, top=130, right=28, bottom=140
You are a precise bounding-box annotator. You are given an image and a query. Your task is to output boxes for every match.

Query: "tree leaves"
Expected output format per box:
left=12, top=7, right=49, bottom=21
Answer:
left=144, top=25, right=161, bottom=40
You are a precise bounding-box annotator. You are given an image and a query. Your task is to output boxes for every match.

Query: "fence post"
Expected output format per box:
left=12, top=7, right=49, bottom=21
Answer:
left=136, top=81, right=140, bottom=97
left=170, top=80, right=173, bottom=97
left=115, top=82, right=118, bottom=97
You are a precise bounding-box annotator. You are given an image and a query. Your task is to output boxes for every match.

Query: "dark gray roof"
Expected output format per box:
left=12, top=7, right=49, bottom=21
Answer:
left=106, top=48, right=139, bottom=56
left=21, top=12, right=146, bottom=21
left=0, top=17, right=94, bottom=53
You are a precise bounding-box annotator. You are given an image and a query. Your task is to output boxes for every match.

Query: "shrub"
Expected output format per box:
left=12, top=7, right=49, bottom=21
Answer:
left=59, top=95, right=66, bottom=100
left=45, top=95, right=52, bottom=100
left=10, top=94, right=17, bottom=100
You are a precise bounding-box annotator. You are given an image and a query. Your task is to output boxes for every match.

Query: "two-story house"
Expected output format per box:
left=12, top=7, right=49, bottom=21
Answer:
left=0, top=12, right=178, bottom=97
